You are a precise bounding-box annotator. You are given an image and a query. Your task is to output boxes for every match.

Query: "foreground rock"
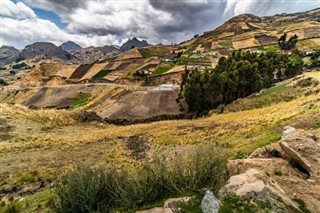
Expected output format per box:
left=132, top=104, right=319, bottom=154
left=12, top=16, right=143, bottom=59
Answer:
left=201, top=190, right=221, bottom=213
left=220, top=127, right=320, bottom=212
left=135, top=197, right=191, bottom=213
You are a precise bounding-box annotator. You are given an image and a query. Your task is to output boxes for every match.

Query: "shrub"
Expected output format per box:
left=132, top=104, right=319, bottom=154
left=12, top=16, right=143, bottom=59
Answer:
left=54, top=166, right=113, bottom=213
left=53, top=145, right=227, bottom=212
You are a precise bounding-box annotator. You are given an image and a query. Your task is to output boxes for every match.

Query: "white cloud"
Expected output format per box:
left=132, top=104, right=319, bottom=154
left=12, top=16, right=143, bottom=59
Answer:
left=2, top=0, right=320, bottom=49
left=1, top=0, right=36, bottom=19
left=223, top=0, right=320, bottom=16
left=0, top=16, right=122, bottom=49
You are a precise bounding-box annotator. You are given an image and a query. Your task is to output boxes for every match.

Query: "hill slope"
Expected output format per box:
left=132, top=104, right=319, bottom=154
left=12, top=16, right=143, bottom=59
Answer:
left=0, top=46, right=20, bottom=65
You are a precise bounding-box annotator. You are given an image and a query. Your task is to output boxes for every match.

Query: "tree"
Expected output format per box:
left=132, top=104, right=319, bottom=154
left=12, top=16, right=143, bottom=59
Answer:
left=278, top=33, right=298, bottom=50
left=179, top=50, right=304, bottom=116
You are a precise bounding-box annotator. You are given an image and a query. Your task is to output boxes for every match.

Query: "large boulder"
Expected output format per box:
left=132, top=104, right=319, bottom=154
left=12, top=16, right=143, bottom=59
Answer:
left=220, top=168, right=298, bottom=210
left=279, top=127, right=319, bottom=177
left=219, top=127, right=320, bottom=212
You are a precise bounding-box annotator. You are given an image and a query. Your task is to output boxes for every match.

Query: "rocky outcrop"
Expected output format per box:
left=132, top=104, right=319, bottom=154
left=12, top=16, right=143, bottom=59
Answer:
left=220, top=127, right=320, bottom=212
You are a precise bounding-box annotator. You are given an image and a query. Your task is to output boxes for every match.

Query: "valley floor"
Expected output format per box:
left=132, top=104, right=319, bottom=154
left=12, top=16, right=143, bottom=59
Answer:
left=0, top=71, right=320, bottom=212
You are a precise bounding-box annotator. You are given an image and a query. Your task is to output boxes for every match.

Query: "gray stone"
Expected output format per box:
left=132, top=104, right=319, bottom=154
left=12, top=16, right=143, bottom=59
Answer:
left=201, top=190, right=221, bottom=213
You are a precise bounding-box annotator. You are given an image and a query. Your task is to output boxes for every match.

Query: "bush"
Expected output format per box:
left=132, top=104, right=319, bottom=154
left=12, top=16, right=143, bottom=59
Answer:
left=0, top=78, right=8, bottom=86
left=54, top=145, right=227, bottom=212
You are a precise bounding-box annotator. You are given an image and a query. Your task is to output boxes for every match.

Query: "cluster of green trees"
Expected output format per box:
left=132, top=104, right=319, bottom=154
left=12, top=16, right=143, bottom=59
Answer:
left=179, top=50, right=303, bottom=116
left=278, top=33, right=298, bottom=50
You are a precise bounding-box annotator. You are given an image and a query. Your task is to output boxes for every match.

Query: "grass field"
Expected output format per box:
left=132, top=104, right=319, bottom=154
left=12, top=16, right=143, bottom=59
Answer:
left=92, top=69, right=112, bottom=78
left=0, top=72, right=319, bottom=212
left=257, top=45, right=279, bottom=52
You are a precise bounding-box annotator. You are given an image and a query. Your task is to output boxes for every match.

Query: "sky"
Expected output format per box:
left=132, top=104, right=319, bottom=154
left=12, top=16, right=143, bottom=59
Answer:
left=0, top=0, right=319, bottom=49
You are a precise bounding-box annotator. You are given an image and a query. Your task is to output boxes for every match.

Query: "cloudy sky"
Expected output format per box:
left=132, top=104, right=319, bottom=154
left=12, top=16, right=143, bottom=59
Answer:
left=1, top=0, right=319, bottom=49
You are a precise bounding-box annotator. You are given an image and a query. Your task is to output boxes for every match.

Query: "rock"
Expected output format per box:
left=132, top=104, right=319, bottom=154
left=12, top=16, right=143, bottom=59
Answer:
left=136, top=197, right=191, bottom=213
left=163, top=197, right=191, bottom=212
left=220, top=169, right=298, bottom=210
left=280, top=141, right=312, bottom=175
left=282, top=126, right=296, bottom=136
left=136, top=207, right=173, bottom=213
left=219, top=128, right=320, bottom=213
left=280, top=129, right=320, bottom=177
left=249, top=143, right=282, bottom=158
left=201, top=190, right=221, bottom=213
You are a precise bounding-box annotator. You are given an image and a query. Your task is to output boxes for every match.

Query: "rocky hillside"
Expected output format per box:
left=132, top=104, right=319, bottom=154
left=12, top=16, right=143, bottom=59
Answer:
left=0, top=84, right=186, bottom=124
left=16, top=42, right=74, bottom=63
left=182, top=8, right=320, bottom=50
left=60, top=41, right=82, bottom=53
left=0, top=46, right=20, bottom=66
left=72, top=45, right=120, bottom=63
left=120, top=37, right=150, bottom=52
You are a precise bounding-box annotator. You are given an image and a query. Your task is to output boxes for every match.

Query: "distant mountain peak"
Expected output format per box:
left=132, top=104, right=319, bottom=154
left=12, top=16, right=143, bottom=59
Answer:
left=60, top=41, right=82, bottom=53
left=120, top=37, right=151, bottom=52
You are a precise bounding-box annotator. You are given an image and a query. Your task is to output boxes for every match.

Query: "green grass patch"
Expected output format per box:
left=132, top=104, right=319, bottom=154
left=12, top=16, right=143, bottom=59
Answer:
left=293, top=198, right=311, bottom=213
left=256, top=84, right=288, bottom=97
left=218, top=40, right=233, bottom=48
left=92, top=69, right=112, bottom=78
left=1, top=190, right=55, bottom=213
left=138, top=48, right=152, bottom=58
left=151, top=67, right=171, bottom=76
left=220, top=195, right=272, bottom=213
left=70, top=93, right=91, bottom=109
left=257, top=45, right=279, bottom=52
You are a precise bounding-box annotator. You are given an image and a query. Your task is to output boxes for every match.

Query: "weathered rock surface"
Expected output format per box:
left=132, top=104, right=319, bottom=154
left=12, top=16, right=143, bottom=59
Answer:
left=135, top=197, right=191, bottom=213
left=136, top=207, right=173, bottom=213
left=201, top=190, right=221, bottom=213
left=220, top=127, right=320, bottom=212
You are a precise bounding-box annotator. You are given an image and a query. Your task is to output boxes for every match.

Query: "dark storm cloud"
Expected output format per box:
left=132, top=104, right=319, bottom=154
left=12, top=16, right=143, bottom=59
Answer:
left=149, top=0, right=228, bottom=40
left=25, top=0, right=87, bottom=13
left=21, top=0, right=320, bottom=45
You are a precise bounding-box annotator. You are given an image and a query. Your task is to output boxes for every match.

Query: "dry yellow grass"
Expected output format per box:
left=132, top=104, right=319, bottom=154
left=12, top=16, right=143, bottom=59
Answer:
left=1, top=72, right=320, bottom=211
left=232, top=38, right=261, bottom=49
left=1, top=103, right=77, bottom=128
left=299, top=38, right=320, bottom=50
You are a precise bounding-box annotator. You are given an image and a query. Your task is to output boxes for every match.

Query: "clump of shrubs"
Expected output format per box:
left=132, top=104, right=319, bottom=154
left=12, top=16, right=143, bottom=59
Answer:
left=53, top=145, right=227, bottom=213
left=296, top=77, right=317, bottom=88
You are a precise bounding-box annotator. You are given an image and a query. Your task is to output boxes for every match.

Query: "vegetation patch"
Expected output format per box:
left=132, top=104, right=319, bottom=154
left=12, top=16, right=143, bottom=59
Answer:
left=218, top=40, right=233, bottom=48
left=1, top=190, right=55, bottom=213
left=151, top=67, right=171, bottom=76
left=138, top=48, right=152, bottom=58
left=257, top=45, right=279, bottom=52
left=179, top=50, right=303, bottom=115
left=256, top=84, right=288, bottom=97
left=220, top=195, right=272, bottom=213
left=92, top=69, right=112, bottom=78
left=293, top=198, right=311, bottom=213
left=70, top=93, right=91, bottom=109
left=53, top=145, right=227, bottom=212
